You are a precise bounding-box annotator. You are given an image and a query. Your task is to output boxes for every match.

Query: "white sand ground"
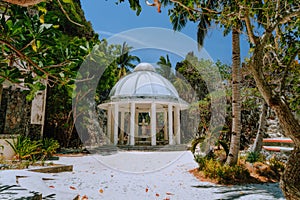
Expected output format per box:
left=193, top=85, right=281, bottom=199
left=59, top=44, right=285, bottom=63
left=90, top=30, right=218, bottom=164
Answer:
left=0, top=151, right=285, bottom=200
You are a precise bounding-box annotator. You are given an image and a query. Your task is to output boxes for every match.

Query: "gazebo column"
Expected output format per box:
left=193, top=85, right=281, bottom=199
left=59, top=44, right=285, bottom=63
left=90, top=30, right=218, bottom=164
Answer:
left=174, top=106, right=181, bottom=144
left=130, top=102, right=135, bottom=146
left=163, top=109, right=168, bottom=142
left=120, top=111, right=125, bottom=144
left=151, top=102, right=156, bottom=146
left=113, top=104, right=119, bottom=145
left=168, top=104, right=173, bottom=145
left=107, top=106, right=112, bottom=143
left=135, top=110, right=139, bottom=137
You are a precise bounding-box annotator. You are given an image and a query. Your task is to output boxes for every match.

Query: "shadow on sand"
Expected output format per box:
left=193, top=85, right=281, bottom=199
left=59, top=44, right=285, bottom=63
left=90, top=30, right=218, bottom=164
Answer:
left=192, top=183, right=285, bottom=200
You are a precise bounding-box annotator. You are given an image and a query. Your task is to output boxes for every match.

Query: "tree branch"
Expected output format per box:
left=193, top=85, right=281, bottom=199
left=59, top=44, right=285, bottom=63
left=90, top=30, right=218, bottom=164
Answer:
left=0, top=39, right=58, bottom=81
left=56, top=0, right=84, bottom=27
left=242, top=8, right=258, bottom=45
left=262, top=8, right=300, bottom=45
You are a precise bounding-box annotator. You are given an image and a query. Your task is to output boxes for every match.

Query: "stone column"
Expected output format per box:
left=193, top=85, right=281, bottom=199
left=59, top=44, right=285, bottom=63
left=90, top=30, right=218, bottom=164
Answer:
left=168, top=104, right=173, bottom=145
left=151, top=102, right=156, bottom=146
left=130, top=102, right=135, bottom=146
left=174, top=106, right=181, bottom=144
left=120, top=111, right=125, bottom=144
left=107, top=106, right=112, bottom=143
left=113, top=104, right=119, bottom=145
left=164, top=109, right=168, bottom=142
left=135, top=110, right=139, bottom=137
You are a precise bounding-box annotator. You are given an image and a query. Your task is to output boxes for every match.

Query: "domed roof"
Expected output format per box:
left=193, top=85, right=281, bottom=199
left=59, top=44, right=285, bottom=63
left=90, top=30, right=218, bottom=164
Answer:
left=109, top=63, right=179, bottom=100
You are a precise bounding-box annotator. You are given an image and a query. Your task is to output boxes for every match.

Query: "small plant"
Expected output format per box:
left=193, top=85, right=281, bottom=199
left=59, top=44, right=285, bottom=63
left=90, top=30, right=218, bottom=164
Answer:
left=246, top=151, right=264, bottom=163
left=6, top=135, right=60, bottom=162
left=41, top=138, right=60, bottom=160
left=195, top=157, right=250, bottom=184
left=194, top=155, right=207, bottom=170
left=269, top=157, right=285, bottom=174
left=6, top=135, right=41, bottom=161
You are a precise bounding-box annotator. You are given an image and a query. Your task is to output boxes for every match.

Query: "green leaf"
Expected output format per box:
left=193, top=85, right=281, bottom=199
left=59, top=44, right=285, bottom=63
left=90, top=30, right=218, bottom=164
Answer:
left=62, top=0, right=72, bottom=3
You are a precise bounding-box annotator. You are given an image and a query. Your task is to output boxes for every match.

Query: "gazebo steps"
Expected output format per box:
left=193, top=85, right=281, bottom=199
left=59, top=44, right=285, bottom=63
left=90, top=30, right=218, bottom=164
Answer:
left=86, top=145, right=118, bottom=155
left=117, top=144, right=188, bottom=151
left=84, top=144, right=189, bottom=154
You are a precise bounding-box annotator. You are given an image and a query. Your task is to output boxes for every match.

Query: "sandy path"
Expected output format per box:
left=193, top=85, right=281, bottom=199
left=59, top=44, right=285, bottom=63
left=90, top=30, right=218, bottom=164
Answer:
left=0, top=151, right=285, bottom=200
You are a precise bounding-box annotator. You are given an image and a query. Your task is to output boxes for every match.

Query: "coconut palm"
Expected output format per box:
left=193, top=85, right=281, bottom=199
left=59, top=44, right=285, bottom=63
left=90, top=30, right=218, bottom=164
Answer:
left=116, top=42, right=140, bottom=78
left=156, top=55, right=175, bottom=81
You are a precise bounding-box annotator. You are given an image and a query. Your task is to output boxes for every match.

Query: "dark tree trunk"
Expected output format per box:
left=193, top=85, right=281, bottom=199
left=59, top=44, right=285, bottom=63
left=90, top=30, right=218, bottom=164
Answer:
left=249, top=43, right=300, bottom=200
left=281, top=146, right=300, bottom=200
left=0, top=84, right=2, bottom=107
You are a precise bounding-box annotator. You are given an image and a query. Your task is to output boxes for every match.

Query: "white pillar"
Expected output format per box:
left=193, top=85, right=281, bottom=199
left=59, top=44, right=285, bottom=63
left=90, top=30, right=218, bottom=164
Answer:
left=113, top=104, right=119, bottom=145
left=130, top=102, right=135, bottom=146
left=120, top=111, right=125, bottom=144
left=107, top=106, right=112, bottom=143
left=164, top=109, right=168, bottom=142
left=135, top=111, right=139, bottom=137
left=168, top=104, right=173, bottom=145
left=174, top=106, right=181, bottom=144
left=151, top=102, right=156, bottom=146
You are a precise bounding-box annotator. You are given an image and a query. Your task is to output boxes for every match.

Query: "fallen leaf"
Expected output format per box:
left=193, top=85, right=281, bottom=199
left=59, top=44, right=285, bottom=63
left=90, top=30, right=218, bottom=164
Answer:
left=145, top=188, right=149, bottom=193
left=164, top=197, right=170, bottom=200
left=69, top=186, right=76, bottom=190
left=81, top=195, right=88, bottom=200
left=49, top=185, right=55, bottom=188
left=156, top=193, right=160, bottom=197
left=99, top=189, right=104, bottom=193
left=166, top=192, right=174, bottom=195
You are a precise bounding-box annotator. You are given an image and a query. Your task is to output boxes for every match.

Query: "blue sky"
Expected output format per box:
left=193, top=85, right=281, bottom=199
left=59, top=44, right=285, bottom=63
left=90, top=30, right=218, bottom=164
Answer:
left=81, top=1, right=250, bottom=65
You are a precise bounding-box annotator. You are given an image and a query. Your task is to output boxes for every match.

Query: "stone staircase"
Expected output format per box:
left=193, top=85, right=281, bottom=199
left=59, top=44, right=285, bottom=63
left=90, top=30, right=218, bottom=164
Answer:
left=86, top=144, right=188, bottom=154
left=265, top=117, right=284, bottom=138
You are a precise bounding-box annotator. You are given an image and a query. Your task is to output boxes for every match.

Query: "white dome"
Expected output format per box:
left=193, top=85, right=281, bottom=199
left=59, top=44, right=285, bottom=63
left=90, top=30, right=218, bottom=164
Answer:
left=109, top=63, right=179, bottom=100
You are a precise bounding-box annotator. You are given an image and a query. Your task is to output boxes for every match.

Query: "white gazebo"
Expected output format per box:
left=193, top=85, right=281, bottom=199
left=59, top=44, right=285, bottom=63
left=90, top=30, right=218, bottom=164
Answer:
left=98, top=63, right=188, bottom=146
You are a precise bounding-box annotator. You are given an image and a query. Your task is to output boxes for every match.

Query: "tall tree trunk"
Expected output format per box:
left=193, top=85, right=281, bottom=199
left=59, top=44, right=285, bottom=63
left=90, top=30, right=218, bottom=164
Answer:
left=226, top=28, right=241, bottom=166
left=281, top=146, right=300, bottom=200
left=251, top=102, right=268, bottom=152
left=249, top=43, right=300, bottom=200
left=0, top=84, right=2, bottom=106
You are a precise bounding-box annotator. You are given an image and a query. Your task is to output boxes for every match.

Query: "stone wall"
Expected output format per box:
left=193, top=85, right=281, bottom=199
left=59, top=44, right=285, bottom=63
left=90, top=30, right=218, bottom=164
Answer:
left=0, top=87, right=41, bottom=139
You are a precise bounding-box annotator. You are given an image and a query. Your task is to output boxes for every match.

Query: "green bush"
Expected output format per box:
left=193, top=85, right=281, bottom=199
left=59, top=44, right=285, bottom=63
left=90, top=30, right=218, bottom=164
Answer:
left=269, top=157, right=285, bottom=173
left=41, top=138, right=60, bottom=160
left=6, top=136, right=59, bottom=162
left=195, top=156, right=250, bottom=184
left=6, top=135, right=41, bottom=161
left=246, top=151, right=264, bottom=163
left=194, top=155, right=207, bottom=170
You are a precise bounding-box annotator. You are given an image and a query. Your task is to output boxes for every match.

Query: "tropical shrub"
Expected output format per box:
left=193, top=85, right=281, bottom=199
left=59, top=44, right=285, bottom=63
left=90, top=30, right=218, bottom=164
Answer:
left=41, top=138, right=60, bottom=160
left=195, top=156, right=250, bottom=184
left=6, top=135, right=59, bottom=161
left=6, top=135, right=41, bottom=161
left=246, top=151, right=264, bottom=163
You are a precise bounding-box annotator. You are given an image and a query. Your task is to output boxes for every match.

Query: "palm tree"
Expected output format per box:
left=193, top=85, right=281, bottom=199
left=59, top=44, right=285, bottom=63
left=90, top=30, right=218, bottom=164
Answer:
left=166, top=1, right=243, bottom=165
left=156, top=55, right=175, bottom=81
left=116, top=42, right=140, bottom=78
left=225, top=26, right=241, bottom=166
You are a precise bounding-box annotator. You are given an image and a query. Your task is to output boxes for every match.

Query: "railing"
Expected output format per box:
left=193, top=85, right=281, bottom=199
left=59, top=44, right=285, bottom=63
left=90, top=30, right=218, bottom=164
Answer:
left=262, top=137, right=294, bottom=152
